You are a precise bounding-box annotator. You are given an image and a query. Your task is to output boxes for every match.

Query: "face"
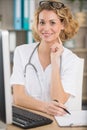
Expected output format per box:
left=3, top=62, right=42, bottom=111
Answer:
left=37, top=10, right=64, bottom=44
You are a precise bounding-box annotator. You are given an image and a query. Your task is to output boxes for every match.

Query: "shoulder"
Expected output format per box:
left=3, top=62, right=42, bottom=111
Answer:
left=15, top=42, right=39, bottom=53
left=13, top=42, right=39, bottom=67
left=62, top=47, right=80, bottom=66
left=63, top=46, right=79, bottom=59
left=14, top=42, right=39, bottom=56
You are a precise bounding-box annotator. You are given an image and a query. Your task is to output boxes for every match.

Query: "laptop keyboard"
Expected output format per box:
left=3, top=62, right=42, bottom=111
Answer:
left=12, top=106, right=53, bottom=129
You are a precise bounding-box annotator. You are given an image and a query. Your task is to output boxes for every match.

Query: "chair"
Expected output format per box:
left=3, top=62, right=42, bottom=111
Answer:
left=75, top=58, right=84, bottom=110
left=65, top=58, right=84, bottom=111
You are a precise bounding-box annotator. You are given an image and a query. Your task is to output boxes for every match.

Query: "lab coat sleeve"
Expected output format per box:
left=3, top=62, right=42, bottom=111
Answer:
left=61, top=51, right=83, bottom=110
left=10, top=47, right=25, bottom=86
left=61, top=51, right=81, bottom=97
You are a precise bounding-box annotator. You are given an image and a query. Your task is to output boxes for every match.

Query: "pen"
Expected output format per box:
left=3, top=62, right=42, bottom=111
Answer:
left=60, top=107, right=71, bottom=115
left=53, top=99, right=71, bottom=115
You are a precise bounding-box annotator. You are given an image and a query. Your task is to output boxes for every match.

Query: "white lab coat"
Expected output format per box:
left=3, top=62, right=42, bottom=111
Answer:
left=10, top=43, right=80, bottom=109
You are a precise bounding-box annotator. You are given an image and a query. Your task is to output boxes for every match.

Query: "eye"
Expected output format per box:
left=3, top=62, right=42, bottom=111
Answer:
left=50, top=21, right=56, bottom=25
left=39, top=21, right=45, bottom=25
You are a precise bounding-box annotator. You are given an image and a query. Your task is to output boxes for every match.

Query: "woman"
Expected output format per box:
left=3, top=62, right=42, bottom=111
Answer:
left=10, top=0, right=79, bottom=116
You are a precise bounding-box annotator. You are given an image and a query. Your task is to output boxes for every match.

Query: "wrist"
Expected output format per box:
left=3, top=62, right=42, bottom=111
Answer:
left=40, top=101, right=48, bottom=114
left=51, top=58, right=60, bottom=67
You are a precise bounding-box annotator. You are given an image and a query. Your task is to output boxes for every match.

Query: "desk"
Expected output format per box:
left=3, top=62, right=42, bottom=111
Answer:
left=7, top=121, right=87, bottom=130
left=7, top=109, right=87, bottom=130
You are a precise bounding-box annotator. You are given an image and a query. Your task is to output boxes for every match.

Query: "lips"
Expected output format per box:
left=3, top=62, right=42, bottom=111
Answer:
left=42, top=33, right=52, bottom=37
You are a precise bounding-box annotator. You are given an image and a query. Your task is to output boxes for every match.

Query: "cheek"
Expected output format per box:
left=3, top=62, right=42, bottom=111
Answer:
left=56, top=24, right=63, bottom=33
left=37, top=25, right=41, bottom=36
left=55, top=27, right=61, bottom=35
left=37, top=25, right=42, bottom=33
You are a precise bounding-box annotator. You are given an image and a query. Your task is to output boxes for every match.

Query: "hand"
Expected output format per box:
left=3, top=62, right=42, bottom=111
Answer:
left=50, top=37, right=64, bottom=64
left=44, top=100, right=66, bottom=116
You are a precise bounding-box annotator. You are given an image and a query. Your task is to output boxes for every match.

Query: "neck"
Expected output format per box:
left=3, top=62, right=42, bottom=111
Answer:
left=38, top=42, right=51, bottom=69
left=39, top=41, right=51, bottom=55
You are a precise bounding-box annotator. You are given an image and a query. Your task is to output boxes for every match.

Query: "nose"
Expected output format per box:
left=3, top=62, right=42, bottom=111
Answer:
left=43, top=23, right=50, bottom=31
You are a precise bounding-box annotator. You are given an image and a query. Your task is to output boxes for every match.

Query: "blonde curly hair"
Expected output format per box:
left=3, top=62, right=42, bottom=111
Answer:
left=32, top=0, right=79, bottom=42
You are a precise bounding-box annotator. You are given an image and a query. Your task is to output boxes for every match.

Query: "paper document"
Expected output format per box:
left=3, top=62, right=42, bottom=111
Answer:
left=55, top=110, right=87, bottom=127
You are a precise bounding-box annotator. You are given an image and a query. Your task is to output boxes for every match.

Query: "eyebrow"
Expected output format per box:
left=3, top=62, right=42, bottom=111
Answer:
left=39, top=19, right=59, bottom=21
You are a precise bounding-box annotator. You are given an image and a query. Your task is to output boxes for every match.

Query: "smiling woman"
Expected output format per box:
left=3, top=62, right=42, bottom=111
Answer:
left=10, top=0, right=81, bottom=117
left=37, top=10, right=64, bottom=44
left=32, top=0, right=79, bottom=42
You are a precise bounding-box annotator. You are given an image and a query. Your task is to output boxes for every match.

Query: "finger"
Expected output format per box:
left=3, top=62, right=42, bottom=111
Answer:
left=47, top=108, right=58, bottom=116
left=50, top=47, right=56, bottom=52
left=56, top=110, right=66, bottom=116
left=48, top=106, right=66, bottom=116
left=55, top=47, right=58, bottom=52
left=53, top=101, right=67, bottom=110
left=46, top=103, right=58, bottom=116
left=48, top=102, right=66, bottom=114
left=47, top=106, right=65, bottom=116
left=58, top=37, right=62, bottom=44
left=50, top=47, right=59, bottom=52
left=57, top=102, right=66, bottom=109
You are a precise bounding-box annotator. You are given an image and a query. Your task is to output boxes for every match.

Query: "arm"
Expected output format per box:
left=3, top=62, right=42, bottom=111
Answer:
left=50, top=39, right=70, bottom=104
left=50, top=59, right=70, bottom=103
left=13, top=84, right=67, bottom=116
left=13, top=84, right=46, bottom=112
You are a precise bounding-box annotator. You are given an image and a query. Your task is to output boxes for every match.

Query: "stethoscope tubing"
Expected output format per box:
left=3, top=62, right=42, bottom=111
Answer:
left=24, top=43, right=40, bottom=77
left=24, top=42, right=62, bottom=77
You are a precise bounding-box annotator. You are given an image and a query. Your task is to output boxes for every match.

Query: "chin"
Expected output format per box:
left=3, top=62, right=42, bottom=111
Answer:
left=44, top=38, right=57, bottom=43
left=44, top=40, right=52, bottom=43
left=43, top=38, right=53, bottom=42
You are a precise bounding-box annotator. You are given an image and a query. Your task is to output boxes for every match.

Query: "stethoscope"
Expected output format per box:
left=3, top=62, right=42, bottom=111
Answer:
left=24, top=43, right=43, bottom=97
left=24, top=42, right=62, bottom=78
left=24, top=43, right=40, bottom=78
left=23, top=42, right=62, bottom=99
